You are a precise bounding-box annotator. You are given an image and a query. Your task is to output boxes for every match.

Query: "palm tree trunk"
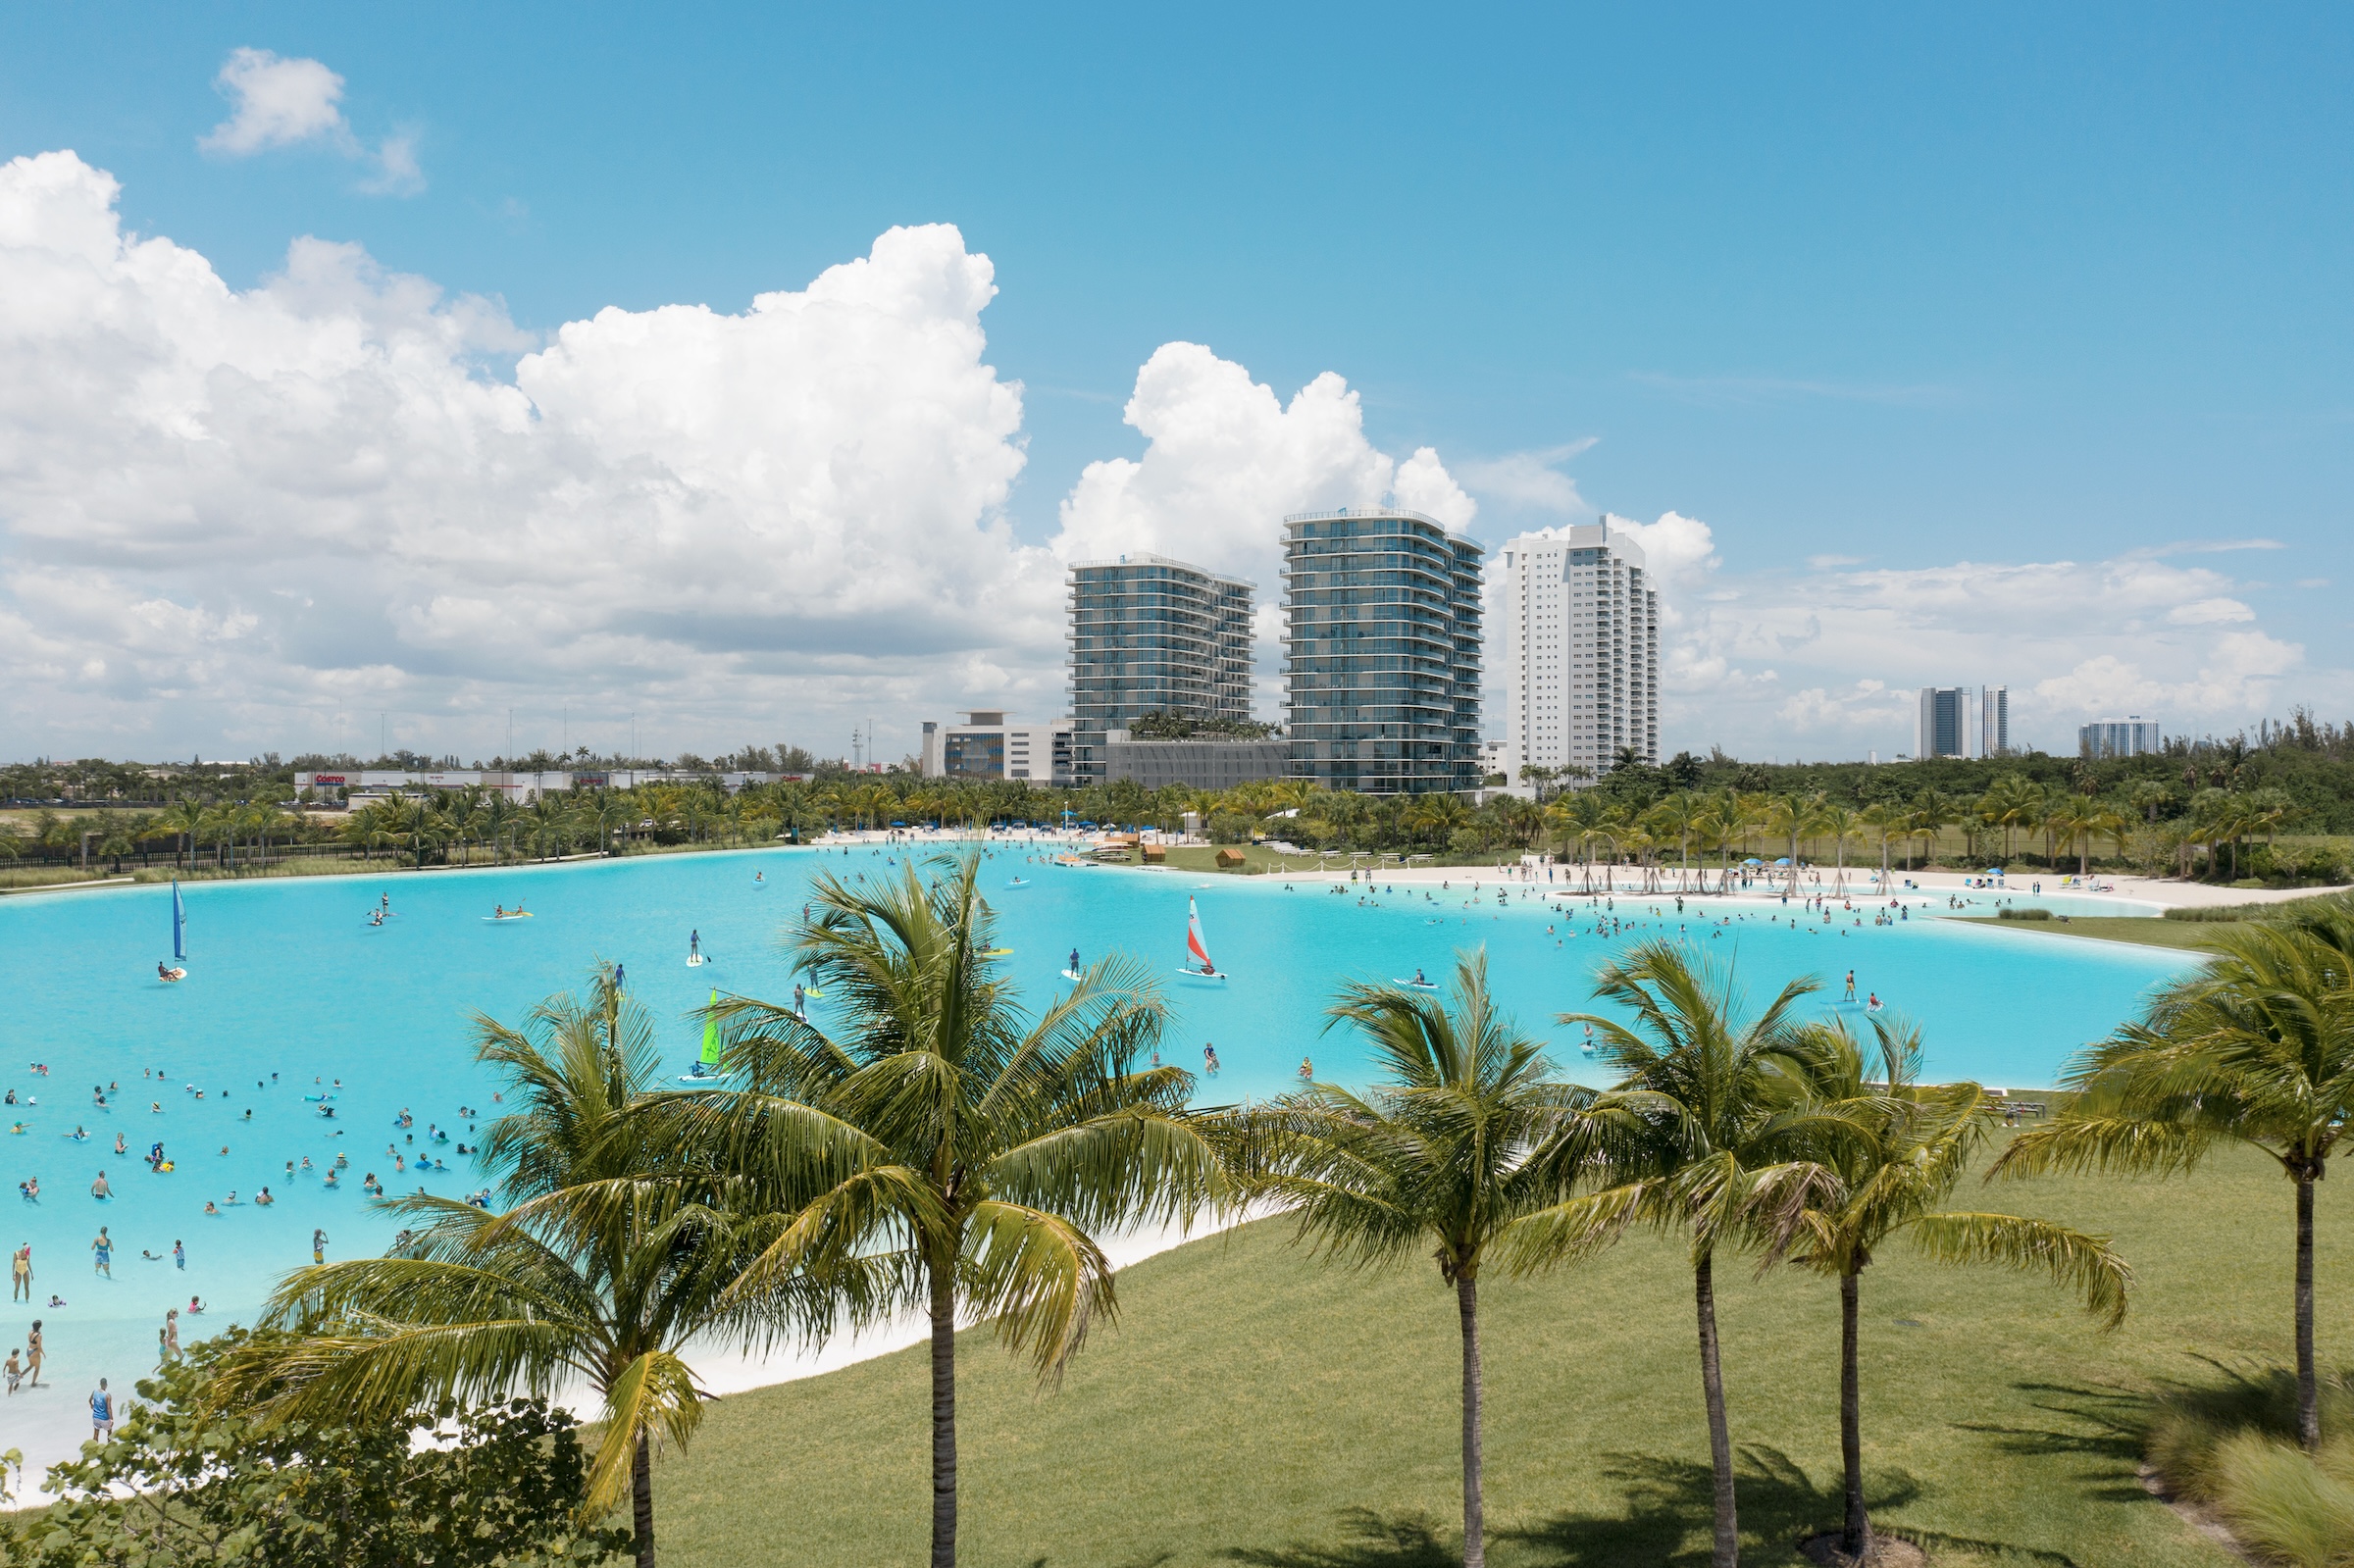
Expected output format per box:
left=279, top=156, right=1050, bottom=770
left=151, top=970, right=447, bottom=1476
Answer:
left=2297, top=1169, right=2320, bottom=1451
left=632, top=1427, right=655, bottom=1568
left=1695, top=1251, right=1739, bottom=1568
left=1458, top=1273, right=1484, bottom=1568
left=1839, top=1266, right=1870, bottom=1557
left=930, top=1255, right=959, bottom=1568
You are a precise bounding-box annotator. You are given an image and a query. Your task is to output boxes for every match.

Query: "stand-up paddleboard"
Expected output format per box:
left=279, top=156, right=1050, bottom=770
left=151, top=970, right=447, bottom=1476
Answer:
left=1004, top=878, right=1030, bottom=888
left=1059, top=968, right=1083, bottom=983
left=686, top=955, right=706, bottom=967
left=1392, top=977, right=1439, bottom=991
left=1175, top=897, right=1227, bottom=984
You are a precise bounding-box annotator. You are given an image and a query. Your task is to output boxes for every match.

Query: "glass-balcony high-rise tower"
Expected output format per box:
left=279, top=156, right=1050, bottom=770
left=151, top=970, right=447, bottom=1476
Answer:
left=1281, top=508, right=1484, bottom=794
left=1066, top=553, right=1254, bottom=786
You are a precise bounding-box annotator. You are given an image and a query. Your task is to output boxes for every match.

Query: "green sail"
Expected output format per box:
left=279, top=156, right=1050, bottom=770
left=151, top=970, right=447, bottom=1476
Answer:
left=699, top=989, right=723, bottom=1069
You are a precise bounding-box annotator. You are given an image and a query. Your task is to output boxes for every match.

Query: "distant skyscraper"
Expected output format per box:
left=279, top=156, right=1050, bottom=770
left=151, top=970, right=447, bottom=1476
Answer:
left=2080, top=716, right=2162, bottom=758
left=1981, top=685, right=2009, bottom=757
left=1916, top=686, right=1973, bottom=759
left=1494, top=520, right=1660, bottom=788
left=1066, top=554, right=1254, bottom=786
left=1283, top=508, right=1484, bottom=794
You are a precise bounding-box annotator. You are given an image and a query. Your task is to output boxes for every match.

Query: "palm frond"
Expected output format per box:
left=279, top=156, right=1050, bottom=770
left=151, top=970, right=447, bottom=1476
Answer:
left=1903, top=1210, right=2132, bottom=1328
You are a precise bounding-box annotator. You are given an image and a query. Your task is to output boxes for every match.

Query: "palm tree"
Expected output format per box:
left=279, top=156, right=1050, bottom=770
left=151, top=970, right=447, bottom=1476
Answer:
left=1814, top=802, right=1863, bottom=897
left=1503, top=942, right=1841, bottom=1568
left=1410, top=792, right=1474, bottom=848
left=1647, top=792, right=1703, bottom=892
left=682, top=853, right=1227, bottom=1568
left=1798, top=1013, right=2130, bottom=1558
left=1859, top=802, right=1900, bottom=886
left=1993, top=915, right=2354, bottom=1451
left=157, top=798, right=205, bottom=872
left=2127, top=778, right=2174, bottom=827
left=1764, top=792, right=1827, bottom=895
left=229, top=970, right=844, bottom=1568
left=1218, top=953, right=1590, bottom=1568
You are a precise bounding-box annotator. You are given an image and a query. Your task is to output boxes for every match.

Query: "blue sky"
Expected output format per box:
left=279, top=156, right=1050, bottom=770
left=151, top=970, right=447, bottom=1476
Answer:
left=0, top=4, right=2345, bottom=762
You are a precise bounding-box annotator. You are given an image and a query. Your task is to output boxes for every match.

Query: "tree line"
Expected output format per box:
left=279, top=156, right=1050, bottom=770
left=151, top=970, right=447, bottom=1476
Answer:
left=7, top=739, right=2349, bottom=888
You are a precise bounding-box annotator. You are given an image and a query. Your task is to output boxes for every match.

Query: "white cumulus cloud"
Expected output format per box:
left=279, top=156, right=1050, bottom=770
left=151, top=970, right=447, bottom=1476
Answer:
left=1661, top=549, right=2323, bottom=758
left=1456, top=441, right=1593, bottom=516
left=1052, top=342, right=1475, bottom=588
left=0, top=150, right=1040, bottom=757
left=200, top=48, right=424, bottom=195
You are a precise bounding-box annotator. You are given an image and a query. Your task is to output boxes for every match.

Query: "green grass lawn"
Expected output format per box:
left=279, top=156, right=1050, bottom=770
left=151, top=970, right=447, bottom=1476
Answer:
left=656, top=1139, right=2337, bottom=1566
left=1955, top=915, right=2229, bottom=952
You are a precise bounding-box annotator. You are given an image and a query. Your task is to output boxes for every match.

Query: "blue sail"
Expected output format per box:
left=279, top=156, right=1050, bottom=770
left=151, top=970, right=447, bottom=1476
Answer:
left=172, top=880, right=185, bottom=962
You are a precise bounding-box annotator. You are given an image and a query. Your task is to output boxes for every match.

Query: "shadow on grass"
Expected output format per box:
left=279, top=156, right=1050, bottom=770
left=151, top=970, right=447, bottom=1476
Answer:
left=1950, top=1380, right=2154, bottom=1506
left=1221, top=1447, right=2079, bottom=1567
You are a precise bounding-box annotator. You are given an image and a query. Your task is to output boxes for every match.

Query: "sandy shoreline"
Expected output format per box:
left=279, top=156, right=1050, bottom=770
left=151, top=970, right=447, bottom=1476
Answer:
left=820, top=829, right=2347, bottom=914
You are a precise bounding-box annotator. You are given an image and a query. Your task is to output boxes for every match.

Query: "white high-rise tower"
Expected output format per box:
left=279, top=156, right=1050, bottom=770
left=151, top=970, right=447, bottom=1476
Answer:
left=1494, top=519, right=1660, bottom=790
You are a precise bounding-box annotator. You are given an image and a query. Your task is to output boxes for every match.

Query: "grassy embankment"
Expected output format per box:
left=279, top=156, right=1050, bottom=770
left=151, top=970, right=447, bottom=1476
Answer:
left=657, top=1138, right=2332, bottom=1567
left=1959, top=889, right=2351, bottom=952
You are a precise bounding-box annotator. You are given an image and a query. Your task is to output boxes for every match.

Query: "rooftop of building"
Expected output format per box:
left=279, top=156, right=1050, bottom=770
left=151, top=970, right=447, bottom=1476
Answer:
left=1282, top=508, right=1486, bottom=551
left=1065, top=551, right=1255, bottom=587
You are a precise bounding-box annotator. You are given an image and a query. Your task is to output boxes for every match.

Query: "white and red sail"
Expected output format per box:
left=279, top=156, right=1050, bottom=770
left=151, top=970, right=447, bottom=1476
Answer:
left=1186, top=898, right=1215, bottom=973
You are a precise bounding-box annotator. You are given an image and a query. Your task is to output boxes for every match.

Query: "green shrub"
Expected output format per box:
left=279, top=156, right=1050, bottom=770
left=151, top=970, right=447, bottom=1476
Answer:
left=9, top=1325, right=626, bottom=1566
left=1997, top=906, right=2054, bottom=921
left=2143, top=1368, right=2354, bottom=1567
left=1206, top=813, right=1255, bottom=845
left=2207, top=1431, right=2354, bottom=1567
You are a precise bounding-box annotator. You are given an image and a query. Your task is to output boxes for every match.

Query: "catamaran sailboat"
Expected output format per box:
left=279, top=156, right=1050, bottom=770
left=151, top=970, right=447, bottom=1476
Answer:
left=159, top=881, right=187, bottom=982
left=1177, top=897, right=1227, bottom=984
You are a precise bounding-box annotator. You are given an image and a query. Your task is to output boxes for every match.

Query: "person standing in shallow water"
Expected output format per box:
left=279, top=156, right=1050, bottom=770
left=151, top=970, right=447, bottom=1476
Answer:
left=11, top=1243, right=26, bottom=1302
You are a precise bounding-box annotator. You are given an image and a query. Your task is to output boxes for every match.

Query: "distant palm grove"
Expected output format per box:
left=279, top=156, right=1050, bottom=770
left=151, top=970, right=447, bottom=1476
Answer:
left=2, top=709, right=2350, bottom=886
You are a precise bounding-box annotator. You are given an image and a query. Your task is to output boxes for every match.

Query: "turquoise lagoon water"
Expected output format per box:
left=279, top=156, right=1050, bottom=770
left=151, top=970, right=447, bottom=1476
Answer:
left=0, top=843, right=2194, bottom=1468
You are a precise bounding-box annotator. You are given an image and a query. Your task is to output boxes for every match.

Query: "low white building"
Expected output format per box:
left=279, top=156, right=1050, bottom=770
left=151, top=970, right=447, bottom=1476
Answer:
left=918, top=713, right=1074, bottom=785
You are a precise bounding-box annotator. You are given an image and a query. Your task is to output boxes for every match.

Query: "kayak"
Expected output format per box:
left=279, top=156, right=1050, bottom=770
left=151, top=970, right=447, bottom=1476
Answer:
left=1391, top=978, right=1439, bottom=991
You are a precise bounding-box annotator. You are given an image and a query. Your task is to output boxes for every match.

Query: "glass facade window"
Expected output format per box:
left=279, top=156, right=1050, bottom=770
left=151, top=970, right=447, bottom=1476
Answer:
left=1281, top=509, right=1484, bottom=794
left=1066, top=554, right=1255, bottom=785
left=943, top=733, right=1004, bottom=777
